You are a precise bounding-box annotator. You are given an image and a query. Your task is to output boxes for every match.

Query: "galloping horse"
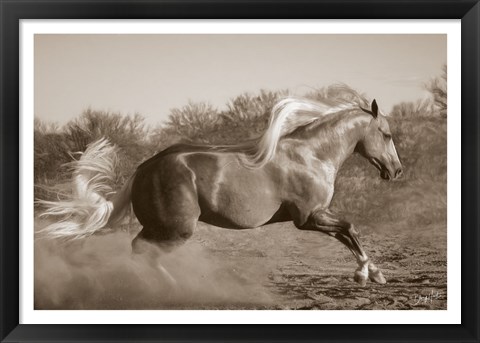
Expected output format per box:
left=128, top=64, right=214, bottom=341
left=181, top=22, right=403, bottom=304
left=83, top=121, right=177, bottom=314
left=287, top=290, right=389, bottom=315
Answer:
left=39, top=86, right=403, bottom=286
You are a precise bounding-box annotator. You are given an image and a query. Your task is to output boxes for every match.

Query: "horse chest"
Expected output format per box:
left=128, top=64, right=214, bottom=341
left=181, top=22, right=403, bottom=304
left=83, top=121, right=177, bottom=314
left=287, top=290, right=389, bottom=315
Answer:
left=282, top=162, right=336, bottom=208
left=320, top=163, right=336, bottom=205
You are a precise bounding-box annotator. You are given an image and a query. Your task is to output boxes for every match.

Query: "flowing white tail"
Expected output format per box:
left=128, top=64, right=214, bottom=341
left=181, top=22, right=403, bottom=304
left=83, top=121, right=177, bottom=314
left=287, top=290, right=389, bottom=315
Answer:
left=37, top=139, right=134, bottom=241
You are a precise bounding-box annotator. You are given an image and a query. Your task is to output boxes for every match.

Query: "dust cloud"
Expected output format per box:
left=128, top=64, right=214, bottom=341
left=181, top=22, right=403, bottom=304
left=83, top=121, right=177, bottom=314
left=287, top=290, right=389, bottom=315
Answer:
left=34, top=221, right=273, bottom=310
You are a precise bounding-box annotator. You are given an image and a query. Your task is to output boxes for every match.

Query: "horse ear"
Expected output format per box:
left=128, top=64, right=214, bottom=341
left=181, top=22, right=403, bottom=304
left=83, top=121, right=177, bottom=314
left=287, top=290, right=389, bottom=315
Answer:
left=371, top=99, right=378, bottom=118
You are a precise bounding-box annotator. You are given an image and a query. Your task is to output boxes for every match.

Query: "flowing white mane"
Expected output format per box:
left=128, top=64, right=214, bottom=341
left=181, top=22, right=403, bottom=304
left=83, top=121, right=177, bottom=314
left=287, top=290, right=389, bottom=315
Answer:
left=234, top=84, right=372, bottom=168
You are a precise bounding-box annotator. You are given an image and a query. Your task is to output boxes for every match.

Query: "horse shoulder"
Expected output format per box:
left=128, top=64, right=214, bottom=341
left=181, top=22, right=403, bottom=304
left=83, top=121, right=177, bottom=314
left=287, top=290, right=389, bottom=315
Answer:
left=271, top=151, right=337, bottom=221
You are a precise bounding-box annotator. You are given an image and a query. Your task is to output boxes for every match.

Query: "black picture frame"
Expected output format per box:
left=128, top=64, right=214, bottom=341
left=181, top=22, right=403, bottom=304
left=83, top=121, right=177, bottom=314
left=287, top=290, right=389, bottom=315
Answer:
left=1, top=1, right=479, bottom=342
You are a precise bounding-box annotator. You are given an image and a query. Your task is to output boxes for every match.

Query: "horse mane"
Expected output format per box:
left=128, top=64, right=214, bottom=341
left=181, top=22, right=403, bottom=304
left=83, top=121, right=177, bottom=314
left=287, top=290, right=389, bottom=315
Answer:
left=216, top=84, right=372, bottom=168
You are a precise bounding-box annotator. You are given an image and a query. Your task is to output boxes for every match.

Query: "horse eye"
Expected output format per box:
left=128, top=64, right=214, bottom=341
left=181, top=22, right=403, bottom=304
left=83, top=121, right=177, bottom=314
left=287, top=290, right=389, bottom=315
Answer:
left=383, top=133, right=392, bottom=139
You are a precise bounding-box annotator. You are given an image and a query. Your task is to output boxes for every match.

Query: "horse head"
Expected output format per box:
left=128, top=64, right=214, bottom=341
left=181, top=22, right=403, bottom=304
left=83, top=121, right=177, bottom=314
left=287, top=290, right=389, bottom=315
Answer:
left=356, top=100, right=403, bottom=181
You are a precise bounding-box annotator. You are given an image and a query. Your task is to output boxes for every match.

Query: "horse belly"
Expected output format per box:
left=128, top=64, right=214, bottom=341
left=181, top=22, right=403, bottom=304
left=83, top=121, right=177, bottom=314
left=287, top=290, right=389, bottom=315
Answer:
left=189, top=155, right=281, bottom=229
left=208, top=180, right=281, bottom=229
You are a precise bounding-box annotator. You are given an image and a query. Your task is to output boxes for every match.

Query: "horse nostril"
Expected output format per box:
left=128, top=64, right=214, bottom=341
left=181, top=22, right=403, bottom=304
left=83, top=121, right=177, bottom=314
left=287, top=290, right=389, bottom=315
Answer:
left=395, top=168, right=403, bottom=179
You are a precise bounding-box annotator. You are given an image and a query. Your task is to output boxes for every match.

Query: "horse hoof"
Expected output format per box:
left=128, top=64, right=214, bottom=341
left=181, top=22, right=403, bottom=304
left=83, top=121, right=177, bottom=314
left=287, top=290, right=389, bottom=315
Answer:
left=354, top=270, right=368, bottom=287
left=368, top=263, right=387, bottom=284
left=369, top=269, right=386, bottom=284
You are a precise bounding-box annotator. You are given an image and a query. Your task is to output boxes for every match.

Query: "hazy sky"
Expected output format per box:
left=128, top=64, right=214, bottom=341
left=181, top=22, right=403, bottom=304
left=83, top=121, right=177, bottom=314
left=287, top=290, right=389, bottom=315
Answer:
left=35, top=34, right=446, bottom=125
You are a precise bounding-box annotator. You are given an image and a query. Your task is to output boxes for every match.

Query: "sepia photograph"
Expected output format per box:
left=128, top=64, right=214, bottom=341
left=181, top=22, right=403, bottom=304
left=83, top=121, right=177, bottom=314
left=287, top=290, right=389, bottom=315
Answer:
left=33, top=33, right=448, bottom=312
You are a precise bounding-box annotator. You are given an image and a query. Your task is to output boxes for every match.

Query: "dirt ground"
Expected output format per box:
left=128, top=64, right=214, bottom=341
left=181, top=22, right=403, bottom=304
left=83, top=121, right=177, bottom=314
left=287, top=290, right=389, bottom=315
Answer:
left=188, top=221, right=447, bottom=310
left=35, top=218, right=447, bottom=310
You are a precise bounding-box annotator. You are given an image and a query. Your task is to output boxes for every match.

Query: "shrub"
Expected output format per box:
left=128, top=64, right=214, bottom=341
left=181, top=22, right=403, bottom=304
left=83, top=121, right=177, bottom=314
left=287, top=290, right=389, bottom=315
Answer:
left=390, top=65, right=447, bottom=119
left=390, top=98, right=436, bottom=118
left=34, top=110, right=151, bottom=201
left=163, top=101, right=220, bottom=143
left=65, top=109, right=149, bottom=183
left=425, top=64, right=447, bottom=117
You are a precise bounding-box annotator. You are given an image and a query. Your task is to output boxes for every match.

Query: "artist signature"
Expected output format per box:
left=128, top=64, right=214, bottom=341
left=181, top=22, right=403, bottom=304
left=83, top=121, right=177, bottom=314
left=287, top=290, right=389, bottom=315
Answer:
left=412, top=290, right=441, bottom=305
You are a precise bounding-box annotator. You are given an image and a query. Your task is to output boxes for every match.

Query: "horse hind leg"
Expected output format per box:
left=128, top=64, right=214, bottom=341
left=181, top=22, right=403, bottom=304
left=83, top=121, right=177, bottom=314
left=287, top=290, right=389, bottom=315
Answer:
left=132, top=221, right=196, bottom=254
left=131, top=162, right=200, bottom=254
left=131, top=220, right=198, bottom=287
left=130, top=165, right=201, bottom=286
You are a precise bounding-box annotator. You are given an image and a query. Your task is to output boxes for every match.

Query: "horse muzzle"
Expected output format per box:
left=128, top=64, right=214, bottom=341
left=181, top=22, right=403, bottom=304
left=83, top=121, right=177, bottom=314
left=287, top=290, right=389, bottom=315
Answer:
left=381, top=166, right=403, bottom=181
left=371, top=157, right=403, bottom=181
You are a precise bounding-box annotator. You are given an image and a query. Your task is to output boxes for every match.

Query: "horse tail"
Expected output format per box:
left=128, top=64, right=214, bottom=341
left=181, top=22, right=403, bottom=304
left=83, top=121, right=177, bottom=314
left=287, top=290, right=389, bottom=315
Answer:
left=36, top=138, right=135, bottom=241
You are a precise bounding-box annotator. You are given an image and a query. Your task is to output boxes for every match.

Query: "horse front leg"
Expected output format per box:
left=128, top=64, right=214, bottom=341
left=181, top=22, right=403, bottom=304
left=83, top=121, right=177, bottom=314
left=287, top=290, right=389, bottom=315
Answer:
left=298, top=209, right=386, bottom=286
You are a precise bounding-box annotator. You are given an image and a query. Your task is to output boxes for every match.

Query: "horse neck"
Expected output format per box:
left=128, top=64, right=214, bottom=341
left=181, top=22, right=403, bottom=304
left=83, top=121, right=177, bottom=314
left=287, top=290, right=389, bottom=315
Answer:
left=284, top=110, right=371, bottom=171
